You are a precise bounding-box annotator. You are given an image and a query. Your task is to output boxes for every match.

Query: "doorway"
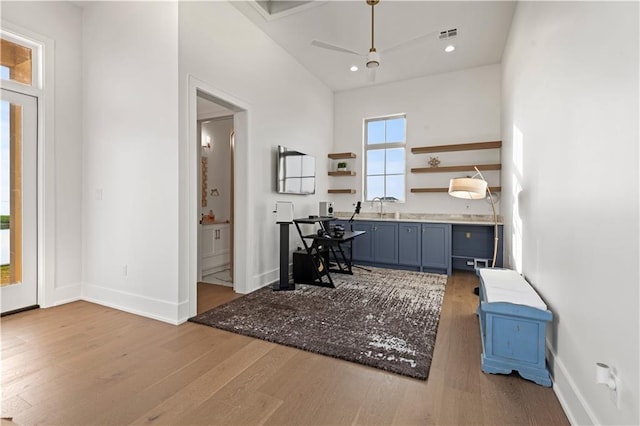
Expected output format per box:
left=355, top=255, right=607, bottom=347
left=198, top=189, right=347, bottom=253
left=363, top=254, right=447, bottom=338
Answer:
left=196, top=94, right=235, bottom=312
left=187, top=76, right=250, bottom=319
left=1, top=89, right=38, bottom=314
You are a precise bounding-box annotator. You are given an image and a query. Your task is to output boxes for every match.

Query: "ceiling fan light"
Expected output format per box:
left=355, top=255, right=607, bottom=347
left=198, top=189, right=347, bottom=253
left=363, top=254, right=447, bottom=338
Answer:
left=366, top=50, right=380, bottom=68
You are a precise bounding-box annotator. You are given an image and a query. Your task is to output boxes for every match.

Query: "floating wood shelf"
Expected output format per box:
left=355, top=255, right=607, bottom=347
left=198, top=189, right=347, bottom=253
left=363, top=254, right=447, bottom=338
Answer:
left=328, top=171, right=356, bottom=176
left=411, top=141, right=502, bottom=154
left=328, top=152, right=357, bottom=159
left=411, top=186, right=502, bottom=193
left=328, top=189, right=356, bottom=194
left=411, top=164, right=502, bottom=174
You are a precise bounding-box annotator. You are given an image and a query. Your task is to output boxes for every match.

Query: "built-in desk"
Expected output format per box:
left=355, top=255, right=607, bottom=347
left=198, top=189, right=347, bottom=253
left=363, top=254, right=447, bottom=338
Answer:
left=293, top=217, right=366, bottom=288
left=332, top=214, right=504, bottom=275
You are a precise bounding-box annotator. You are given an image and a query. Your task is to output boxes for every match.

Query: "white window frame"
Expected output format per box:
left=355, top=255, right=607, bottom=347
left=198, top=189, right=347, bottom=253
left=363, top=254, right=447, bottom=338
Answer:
left=0, top=29, right=43, bottom=90
left=364, top=114, right=407, bottom=202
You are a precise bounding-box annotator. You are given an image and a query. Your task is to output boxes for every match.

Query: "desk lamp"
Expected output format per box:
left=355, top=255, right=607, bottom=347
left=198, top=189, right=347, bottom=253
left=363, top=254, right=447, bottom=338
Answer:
left=448, top=167, right=499, bottom=268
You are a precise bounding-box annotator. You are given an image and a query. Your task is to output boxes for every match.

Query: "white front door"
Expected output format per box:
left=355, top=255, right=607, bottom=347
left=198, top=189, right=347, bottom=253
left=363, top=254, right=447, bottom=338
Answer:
left=1, top=88, right=38, bottom=313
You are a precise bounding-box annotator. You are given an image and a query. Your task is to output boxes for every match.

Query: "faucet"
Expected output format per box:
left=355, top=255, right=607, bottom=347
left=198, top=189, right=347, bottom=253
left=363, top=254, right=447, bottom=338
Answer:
left=371, top=197, right=384, bottom=218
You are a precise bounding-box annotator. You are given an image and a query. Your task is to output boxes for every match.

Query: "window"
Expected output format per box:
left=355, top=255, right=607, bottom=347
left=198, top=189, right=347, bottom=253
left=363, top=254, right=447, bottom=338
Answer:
left=364, top=115, right=406, bottom=202
left=0, top=37, right=33, bottom=86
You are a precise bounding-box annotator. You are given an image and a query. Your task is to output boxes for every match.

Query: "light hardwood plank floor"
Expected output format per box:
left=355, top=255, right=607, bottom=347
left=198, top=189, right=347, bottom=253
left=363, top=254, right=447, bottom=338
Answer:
left=1, top=272, right=569, bottom=425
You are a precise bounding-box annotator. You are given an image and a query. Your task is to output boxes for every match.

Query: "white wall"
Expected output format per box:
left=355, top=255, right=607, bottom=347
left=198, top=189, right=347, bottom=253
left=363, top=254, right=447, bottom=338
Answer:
left=82, top=2, right=181, bottom=323
left=178, top=1, right=334, bottom=302
left=200, top=117, right=232, bottom=222
left=502, top=2, right=639, bottom=425
left=333, top=65, right=501, bottom=217
left=2, top=1, right=83, bottom=305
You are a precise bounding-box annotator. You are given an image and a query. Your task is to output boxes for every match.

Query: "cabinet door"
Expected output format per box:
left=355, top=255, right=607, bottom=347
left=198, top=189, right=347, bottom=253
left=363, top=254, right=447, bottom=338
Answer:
left=421, top=224, right=451, bottom=270
left=215, top=224, right=231, bottom=256
left=373, top=222, right=398, bottom=264
left=200, top=227, right=215, bottom=257
left=398, top=223, right=421, bottom=266
left=351, top=221, right=374, bottom=262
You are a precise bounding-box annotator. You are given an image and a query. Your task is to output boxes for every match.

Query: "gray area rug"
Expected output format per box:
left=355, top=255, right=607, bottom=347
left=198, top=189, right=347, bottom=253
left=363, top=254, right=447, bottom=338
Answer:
left=189, top=266, right=447, bottom=380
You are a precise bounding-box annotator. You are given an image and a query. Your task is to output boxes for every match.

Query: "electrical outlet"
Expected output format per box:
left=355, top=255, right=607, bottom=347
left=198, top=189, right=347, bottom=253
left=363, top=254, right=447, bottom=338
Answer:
left=122, top=265, right=128, bottom=277
left=96, top=188, right=103, bottom=201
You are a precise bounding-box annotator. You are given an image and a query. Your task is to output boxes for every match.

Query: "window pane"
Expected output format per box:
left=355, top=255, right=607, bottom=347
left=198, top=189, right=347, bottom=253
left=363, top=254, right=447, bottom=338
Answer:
left=386, top=175, right=405, bottom=202
left=1, top=100, right=10, bottom=284
left=364, top=115, right=406, bottom=202
left=367, top=149, right=385, bottom=175
left=385, top=117, right=405, bottom=142
left=367, top=175, right=384, bottom=200
left=367, top=120, right=385, bottom=145
left=0, top=39, right=32, bottom=86
left=1, top=100, right=22, bottom=285
left=385, top=148, right=405, bottom=175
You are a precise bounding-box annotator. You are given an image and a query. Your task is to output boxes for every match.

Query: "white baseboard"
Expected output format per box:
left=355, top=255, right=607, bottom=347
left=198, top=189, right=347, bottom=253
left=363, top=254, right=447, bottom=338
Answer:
left=176, top=299, right=190, bottom=325
left=44, top=266, right=280, bottom=324
left=50, top=283, right=82, bottom=306
left=547, top=340, right=598, bottom=425
left=82, top=283, right=182, bottom=325
left=242, top=267, right=279, bottom=294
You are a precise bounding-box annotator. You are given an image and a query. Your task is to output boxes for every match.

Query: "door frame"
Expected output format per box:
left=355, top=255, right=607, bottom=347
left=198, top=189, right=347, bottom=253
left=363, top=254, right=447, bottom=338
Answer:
left=1, top=23, right=56, bottom=309
left=186, top=75, right=251, bottom=319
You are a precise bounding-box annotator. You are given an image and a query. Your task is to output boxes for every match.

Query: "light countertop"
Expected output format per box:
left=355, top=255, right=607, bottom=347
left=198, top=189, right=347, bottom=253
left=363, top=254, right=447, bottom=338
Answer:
left=200, top=220, right=230, bottom=226
left=334, top=212, right=502, bottom=225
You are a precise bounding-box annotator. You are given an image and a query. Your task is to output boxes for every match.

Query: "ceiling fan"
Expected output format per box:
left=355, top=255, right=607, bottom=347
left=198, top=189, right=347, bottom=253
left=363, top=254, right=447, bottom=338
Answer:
left=311, top=0, right=438, bottom=82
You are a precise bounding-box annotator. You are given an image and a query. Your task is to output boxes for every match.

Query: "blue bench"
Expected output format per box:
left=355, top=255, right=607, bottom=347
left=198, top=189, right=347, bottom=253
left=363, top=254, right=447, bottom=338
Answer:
left=477, top=268, right=552, bottom=387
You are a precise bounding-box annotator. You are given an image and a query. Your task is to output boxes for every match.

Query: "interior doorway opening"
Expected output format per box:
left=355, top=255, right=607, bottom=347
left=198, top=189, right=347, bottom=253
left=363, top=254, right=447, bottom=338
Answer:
left=196, top=93, right=235, bottom=313
left=188, top=77, right=250, bottom=319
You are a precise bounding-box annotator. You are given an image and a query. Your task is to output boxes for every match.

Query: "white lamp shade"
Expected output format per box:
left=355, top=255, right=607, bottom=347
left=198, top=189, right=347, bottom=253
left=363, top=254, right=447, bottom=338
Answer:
left=448, top=177, right=487, bottom=200
left=366, top=50, right=380, bottom=68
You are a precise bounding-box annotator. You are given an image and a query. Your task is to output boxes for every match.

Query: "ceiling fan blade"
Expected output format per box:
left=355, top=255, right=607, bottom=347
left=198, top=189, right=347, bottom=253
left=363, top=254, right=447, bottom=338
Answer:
left=311, top=40, right=362, bottom=56
left=379, top=30, right=439, bottom=55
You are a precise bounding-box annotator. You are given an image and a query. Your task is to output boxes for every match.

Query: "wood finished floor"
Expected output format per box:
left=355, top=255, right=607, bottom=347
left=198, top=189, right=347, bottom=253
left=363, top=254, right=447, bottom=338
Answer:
left=1, top=272, right=569, bottom=425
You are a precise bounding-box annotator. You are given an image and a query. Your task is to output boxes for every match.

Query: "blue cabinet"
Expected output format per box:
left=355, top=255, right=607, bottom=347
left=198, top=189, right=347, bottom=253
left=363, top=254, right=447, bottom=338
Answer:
left=372, top=222, right=398, bottom=264
left=351, top=221, right=398, bottom=265
left=398, top=223, right=421, bottom=266
left=421, top=224, right=451, bottom=275
left=351, top=221, right=374, bottom=262
left=332, top=219, right=501, bottom=276
left=451, top=224, right=503, bottom=271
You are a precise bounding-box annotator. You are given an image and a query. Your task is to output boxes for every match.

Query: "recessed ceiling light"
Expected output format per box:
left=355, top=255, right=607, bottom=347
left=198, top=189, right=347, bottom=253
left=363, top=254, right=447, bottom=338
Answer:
left=350, top=65, right=358, bottom=72
left=445, top=45, right=455, bottom=53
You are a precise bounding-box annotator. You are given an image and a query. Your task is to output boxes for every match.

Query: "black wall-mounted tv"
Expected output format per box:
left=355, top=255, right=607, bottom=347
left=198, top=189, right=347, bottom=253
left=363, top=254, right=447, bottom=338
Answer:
left=276, top=145, right=316, bottom=195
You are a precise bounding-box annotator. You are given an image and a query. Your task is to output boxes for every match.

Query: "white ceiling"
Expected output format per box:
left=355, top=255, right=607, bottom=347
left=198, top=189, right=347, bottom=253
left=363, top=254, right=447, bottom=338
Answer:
left=197, top=96, right=233, bottom=120
left=234, top=1, right=516, bottom=92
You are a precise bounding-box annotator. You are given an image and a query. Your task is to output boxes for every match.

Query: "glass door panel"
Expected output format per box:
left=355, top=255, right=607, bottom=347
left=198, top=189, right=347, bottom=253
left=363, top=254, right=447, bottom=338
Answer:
left=1, top=89, right=37, bottom=313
